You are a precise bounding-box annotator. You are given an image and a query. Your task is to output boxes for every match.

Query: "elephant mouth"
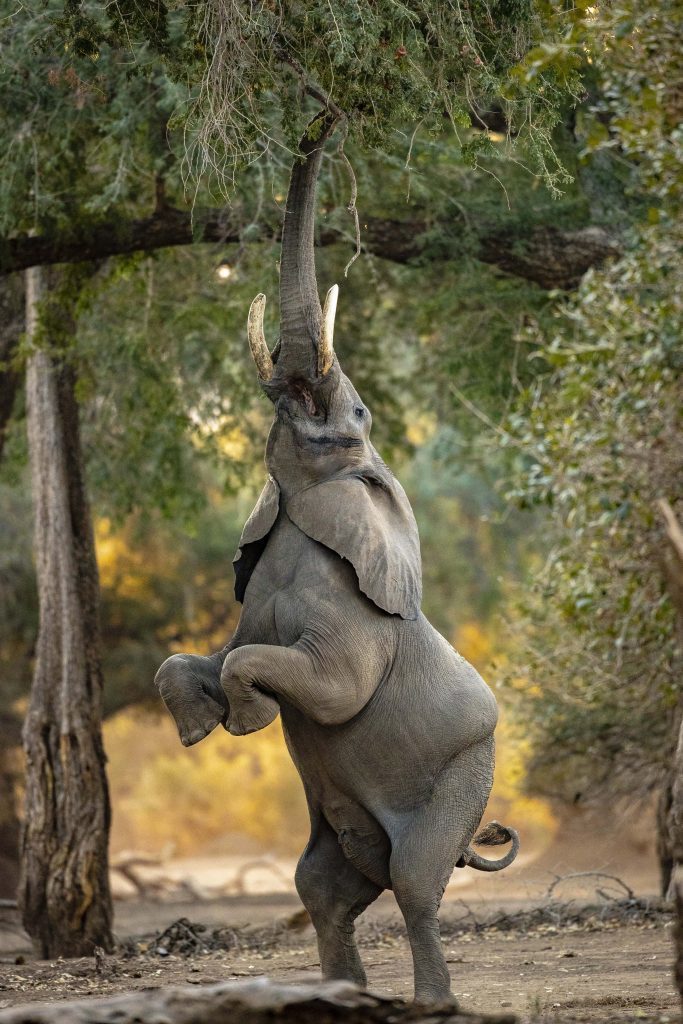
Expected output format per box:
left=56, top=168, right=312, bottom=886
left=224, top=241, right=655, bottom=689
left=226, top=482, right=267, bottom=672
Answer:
left=278, top=401, right=363, bottom=452
left=277, top=387, right=322, bottom=424
left=288, top=381, right=319, bottom=417
left=308, top=434, right=363, bottom=450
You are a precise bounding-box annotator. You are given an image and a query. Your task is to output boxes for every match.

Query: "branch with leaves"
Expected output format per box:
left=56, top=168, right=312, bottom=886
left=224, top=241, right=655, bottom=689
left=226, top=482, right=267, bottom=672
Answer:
left=0, top=209, right=619, bottom=290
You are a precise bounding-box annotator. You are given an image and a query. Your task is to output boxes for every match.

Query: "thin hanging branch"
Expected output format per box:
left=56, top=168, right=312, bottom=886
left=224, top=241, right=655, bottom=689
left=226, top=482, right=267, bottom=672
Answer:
left=337, top=129, right=361, bottom=278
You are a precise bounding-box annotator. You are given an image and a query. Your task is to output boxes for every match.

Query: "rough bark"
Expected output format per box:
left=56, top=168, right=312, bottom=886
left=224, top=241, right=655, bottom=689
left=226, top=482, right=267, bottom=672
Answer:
left=671, top=722, right=683, bottom=1004
left=476, top=225, right=621, bottom=290
left=0, top=977, right=515, bottom=1024
left=19, top=266, right=113, bottom=957
left=657, top=771, right=675, bottom=897
left=657, top=500, right=683, bottom=1005
left=0, top=209, right=619, bottom=291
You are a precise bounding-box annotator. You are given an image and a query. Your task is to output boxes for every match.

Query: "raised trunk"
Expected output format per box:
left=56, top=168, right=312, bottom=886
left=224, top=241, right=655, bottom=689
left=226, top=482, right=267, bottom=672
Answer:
left=19, top=266, right=113, bottom=957
left=277, top=110, right=341, bottom=379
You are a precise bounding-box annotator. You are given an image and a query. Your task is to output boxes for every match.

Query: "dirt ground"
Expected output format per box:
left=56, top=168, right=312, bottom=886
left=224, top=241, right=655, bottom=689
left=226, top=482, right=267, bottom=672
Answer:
left=0, top=888, right=676, bottom=1022
left=0, top=823, right=677, bottom=1022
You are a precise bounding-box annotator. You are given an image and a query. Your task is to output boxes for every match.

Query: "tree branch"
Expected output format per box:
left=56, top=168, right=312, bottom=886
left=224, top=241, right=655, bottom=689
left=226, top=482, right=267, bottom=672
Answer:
left=0, top=976, right=515, bottom=1024
left=0, top=207, right=620, bottom=290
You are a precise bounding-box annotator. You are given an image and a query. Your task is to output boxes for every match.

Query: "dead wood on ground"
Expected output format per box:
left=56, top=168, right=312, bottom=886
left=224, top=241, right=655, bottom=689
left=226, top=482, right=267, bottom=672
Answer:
left=0, top=977, right=515, bottom=1024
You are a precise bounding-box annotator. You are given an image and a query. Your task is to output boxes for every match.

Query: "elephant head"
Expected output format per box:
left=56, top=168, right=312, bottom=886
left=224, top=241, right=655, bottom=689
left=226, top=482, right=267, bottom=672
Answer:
left=234, top=108, right=422, bottom=620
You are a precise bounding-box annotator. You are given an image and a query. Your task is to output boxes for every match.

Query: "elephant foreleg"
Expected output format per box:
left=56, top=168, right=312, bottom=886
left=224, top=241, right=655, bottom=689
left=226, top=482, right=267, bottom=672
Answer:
left=221, top=634, right=386, bottom=735
left=155, top=651, right=231, bottom=746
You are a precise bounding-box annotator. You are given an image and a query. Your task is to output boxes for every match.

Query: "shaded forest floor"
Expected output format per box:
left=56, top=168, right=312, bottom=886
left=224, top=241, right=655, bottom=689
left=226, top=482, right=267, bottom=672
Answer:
left=0, top=891, right=675, bottom=1023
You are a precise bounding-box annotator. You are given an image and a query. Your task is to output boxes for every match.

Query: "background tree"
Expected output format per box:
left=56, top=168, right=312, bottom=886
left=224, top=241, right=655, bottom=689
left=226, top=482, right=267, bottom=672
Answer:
left=20, top=267, right=113, bottom=955
left=500, top=0, right=683, bottom=891
left=1, top=0, right=674, bottom=938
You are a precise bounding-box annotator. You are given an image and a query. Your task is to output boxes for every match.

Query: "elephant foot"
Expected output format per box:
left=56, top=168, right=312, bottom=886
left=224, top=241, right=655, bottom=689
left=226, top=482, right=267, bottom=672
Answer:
left=156, top=654, right=228, bottom=746
left=177, top=690, right=226, bottom=746
left=413, top=992, right=459, bottom=1009
left=164, top=686, right=226, bottom=746
left=227, top=690, right=280, bottom=735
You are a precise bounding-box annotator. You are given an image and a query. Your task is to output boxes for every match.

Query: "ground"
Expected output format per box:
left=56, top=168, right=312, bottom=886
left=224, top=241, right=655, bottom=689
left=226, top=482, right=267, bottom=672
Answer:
left=0, top=821, right=677, bottom=1021
left=0, top=888, right=675, bottom=1022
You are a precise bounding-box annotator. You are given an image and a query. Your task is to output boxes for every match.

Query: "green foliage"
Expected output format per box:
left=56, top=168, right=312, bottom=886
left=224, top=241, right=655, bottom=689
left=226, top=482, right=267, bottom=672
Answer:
left=3, top=0, right=674, bottom=845
left=0, top=0, right=189, bottom=236
left=48, top=0, right=578, bottom=193
left=500, top=0, right=683, bottom=801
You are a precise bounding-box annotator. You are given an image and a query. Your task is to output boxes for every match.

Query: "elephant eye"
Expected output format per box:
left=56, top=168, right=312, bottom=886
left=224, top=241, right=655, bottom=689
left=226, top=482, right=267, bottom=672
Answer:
left=354, top=406, right=365, bottom=419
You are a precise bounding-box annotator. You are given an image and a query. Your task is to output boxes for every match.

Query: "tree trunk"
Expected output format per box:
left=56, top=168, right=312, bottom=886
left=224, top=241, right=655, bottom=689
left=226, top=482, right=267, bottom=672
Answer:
left=19, top=266, right=113, bottom=957
left=657, top=765, right=674, bottom=897
left=671, top=719, right=683, bottom=1002
left=658, top=500, right=683, bottom=1005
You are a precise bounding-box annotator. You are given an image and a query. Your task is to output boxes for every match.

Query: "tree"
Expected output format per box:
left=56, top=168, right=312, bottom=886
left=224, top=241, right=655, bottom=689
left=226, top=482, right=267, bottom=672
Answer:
left=658, top=502, right=683, bottom=1000
left=20, top=267, right=112, bottom=955
left=0, top=0, right=650, bottom=947
left=500, top=0, right=683, bottom=890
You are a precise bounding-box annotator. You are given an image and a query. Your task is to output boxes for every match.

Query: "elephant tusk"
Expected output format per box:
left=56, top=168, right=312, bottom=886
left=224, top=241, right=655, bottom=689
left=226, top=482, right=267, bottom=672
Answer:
left=247, top=293, right=274, bottom=381
left=318, top=284, right=338, bottom=376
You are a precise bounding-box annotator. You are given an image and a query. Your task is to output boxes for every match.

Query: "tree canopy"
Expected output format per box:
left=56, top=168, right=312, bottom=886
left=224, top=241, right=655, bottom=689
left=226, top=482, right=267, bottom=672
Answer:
left=499, top=0, right=682, bottom=830
left=0, top=0, right=681, bottom=898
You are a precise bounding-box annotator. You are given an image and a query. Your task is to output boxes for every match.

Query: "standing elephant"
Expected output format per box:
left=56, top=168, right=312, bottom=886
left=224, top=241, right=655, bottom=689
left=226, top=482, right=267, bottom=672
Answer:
left=155, top=107, right=519, bottom=1005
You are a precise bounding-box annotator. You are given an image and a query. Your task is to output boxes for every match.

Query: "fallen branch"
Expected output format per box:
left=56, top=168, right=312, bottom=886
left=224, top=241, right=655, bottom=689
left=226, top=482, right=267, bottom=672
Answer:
left=223, top=857, right=292, bottom=896
left=111, top=851, right=203, bottom=902
left=545, top=872, right=635, bottom=901
left=0, top=977, right=514, bottom=1024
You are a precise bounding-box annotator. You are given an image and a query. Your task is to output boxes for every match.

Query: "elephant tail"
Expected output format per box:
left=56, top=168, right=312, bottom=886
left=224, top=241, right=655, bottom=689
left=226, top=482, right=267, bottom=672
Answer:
left=457, top=820, right=520, bottom=872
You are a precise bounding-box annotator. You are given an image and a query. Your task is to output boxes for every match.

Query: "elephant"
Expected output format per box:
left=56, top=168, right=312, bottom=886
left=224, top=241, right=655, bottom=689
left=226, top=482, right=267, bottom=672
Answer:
left=155, top=107, right=519, bottom=1005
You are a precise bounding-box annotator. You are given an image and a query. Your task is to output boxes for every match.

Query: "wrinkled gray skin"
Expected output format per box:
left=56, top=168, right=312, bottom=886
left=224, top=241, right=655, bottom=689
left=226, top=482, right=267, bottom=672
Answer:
left=155, top=110, right=518, bottom=1005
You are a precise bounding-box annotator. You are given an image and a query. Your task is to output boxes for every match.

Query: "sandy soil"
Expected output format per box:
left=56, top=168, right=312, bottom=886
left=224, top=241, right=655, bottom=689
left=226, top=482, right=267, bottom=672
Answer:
left=0, top=888, right=675, bottom=1022
left=0, top=825, right=676, bottom=1022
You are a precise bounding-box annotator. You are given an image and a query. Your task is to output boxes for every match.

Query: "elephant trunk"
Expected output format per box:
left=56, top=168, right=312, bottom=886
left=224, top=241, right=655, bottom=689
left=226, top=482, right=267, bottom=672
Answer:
left=276, top=109, right=341, bottom=381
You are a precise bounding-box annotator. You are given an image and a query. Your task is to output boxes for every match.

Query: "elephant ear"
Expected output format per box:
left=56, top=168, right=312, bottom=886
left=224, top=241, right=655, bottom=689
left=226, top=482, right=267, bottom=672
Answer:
left=233, top=476, right=280, bottom=602
left=286, top=472, right=422, bottom=619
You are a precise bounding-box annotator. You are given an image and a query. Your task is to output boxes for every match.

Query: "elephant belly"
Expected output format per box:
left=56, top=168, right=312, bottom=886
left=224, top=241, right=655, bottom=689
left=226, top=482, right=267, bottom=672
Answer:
left=281, top=615, right=497, bottom=829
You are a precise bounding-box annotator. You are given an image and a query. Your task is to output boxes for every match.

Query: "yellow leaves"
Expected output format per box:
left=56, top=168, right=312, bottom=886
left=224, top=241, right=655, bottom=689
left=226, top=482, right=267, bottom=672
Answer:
left=95, top=517, right=129, bottom=591
left=486, top=715, right=558, bottom=851
left=454, top=620, right=493, bottom=672
left=96, top=517, right=180, bottom=601
left=405, top=413, right=437, bottom=447
left=104, top=708, right=308, bottom=856
left=217, top=427, right=250, bottom=462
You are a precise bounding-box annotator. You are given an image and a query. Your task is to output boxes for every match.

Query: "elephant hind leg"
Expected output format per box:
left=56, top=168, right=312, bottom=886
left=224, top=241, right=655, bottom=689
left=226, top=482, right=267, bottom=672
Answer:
left=295, top=811, right=383, bottom=987
left=387, top=736, right=494, bottom=1004
left=155, top=652, right=228, bottom=746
